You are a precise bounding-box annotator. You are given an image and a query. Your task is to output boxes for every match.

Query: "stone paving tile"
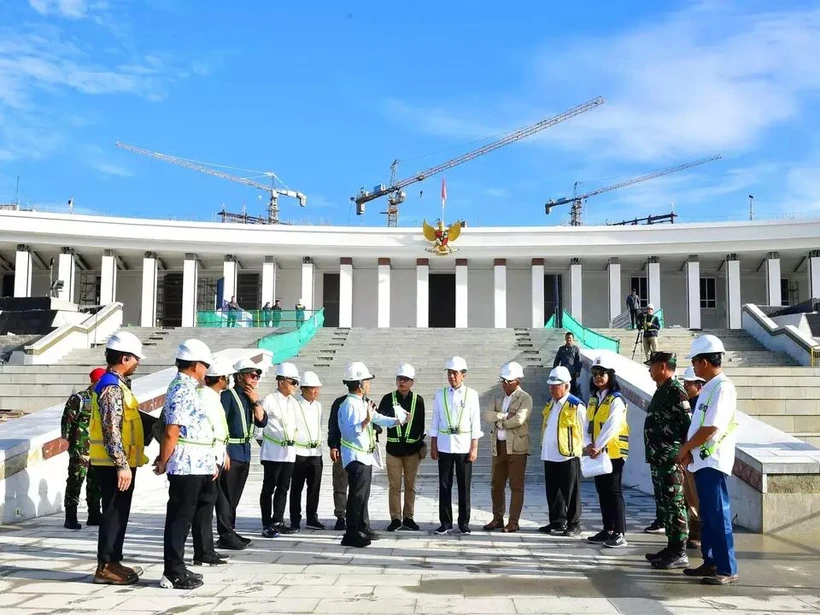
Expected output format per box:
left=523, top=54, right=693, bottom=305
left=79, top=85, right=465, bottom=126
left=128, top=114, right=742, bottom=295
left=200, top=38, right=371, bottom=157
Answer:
left=318, top=596, right=417, bottom=613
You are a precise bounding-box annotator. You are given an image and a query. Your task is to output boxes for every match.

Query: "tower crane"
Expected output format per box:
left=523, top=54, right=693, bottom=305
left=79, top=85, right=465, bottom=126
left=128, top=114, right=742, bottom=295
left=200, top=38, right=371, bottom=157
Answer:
left=545, top=154, right=722, bottom=226
left=115, top=142, right=307, bottom=224
left=352, top=96, right=605, bottom=227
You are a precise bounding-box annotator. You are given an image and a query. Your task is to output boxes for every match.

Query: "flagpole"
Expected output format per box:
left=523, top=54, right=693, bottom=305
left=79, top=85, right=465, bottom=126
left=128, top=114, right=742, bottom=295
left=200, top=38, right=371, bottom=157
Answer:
left=440, top=177, right=447, bottom=224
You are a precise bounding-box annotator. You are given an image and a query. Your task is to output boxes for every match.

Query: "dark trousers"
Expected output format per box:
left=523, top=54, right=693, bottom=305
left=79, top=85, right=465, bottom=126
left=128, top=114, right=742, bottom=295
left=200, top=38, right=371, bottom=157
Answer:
left=65, top=456, right=102, bottom=510
left=629, top=308, right=638, bottom=328
left=95, top=465, right=136, bottom=565
left=594, top=457, right=626, bottom=534
left=544, top=458, right=581, bottom=529
left=332, top=458, right=348, bottom=520
left=290, top=455, right=323, bottom=525
left=216, top=460, right=249, bottom=537
left=260, top=460, right=294, bottom=527
left=438, top=452, right=472, bottom=527
left=164, top=474, right=217, bottom=577
left=344, top=460, right=372, bottom=540
left=695, top=468, right=738, bottom=576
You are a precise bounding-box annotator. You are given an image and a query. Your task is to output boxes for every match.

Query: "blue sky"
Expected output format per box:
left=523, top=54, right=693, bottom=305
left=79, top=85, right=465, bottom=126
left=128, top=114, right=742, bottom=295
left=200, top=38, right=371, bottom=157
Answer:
left=2, top=0, right=820, bottom=227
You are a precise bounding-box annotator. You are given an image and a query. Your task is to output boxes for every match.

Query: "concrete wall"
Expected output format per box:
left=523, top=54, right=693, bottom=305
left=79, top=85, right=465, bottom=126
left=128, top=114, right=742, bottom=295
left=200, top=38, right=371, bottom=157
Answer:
left=507, top=267, right=530, bottom=328
left=581, top=269, right=608, bottom=328
left=117, top=271, right=143, bottom=325
left=353, top=266, right=378, bottom=327
left=391, top=266, right=416, bottom=327
left=467, top=266, right=494, bottom=328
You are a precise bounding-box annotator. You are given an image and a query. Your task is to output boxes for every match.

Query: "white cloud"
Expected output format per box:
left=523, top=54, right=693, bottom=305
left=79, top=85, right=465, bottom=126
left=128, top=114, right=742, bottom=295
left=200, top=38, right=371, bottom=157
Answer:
left=28, top=0, right=88, bottom=19
left=91, top=161, right=133, bottom=177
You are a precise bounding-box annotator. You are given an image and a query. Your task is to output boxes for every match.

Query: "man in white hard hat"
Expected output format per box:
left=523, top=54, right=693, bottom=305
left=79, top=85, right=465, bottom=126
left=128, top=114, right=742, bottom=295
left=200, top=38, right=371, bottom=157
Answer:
left=642, top=304, right=661, bottom=362
left=378, top=363, right=427, bottom=532
left=680, top=366, right=706, bottom=551
left=431, top=356, right=483, bottom=535
left=201, top=358, right=233, bottom=548
left=290, top=370, right=325, bottom=531
left=483, top=361, right=532, bottom=533
left=89, top=330, right=148, bottom=585
left=259, top=362, right=301, bottom=537
left=675, top=335, right=739, bottom=585
left=338, top=362, right=407, bottom=547
left=216, top=357, right=268, bottom=550
left=155, top=340, right=223, bottom=590
left=538, top=366, right=586, bottom=537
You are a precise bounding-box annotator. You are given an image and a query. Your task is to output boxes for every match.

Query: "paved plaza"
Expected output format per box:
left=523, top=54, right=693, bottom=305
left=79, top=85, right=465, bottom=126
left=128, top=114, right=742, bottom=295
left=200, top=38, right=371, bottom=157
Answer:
left=1, top=463, right=820, bottom=615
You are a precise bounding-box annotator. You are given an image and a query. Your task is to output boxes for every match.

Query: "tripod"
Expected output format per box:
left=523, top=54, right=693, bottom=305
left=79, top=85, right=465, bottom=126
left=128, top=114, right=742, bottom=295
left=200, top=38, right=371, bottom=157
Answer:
left=631, top=326, right=644, bottom=361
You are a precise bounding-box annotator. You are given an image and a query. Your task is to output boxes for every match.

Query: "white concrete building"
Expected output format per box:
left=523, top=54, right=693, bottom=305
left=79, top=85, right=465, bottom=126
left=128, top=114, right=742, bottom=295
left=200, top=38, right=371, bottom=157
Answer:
left=1, top=210, right=819, bottom=330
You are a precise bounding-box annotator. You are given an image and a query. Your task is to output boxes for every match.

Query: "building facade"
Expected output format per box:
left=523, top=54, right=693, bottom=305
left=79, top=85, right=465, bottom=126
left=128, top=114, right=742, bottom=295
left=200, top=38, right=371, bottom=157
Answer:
left=1, top=210, right=819, bottom=330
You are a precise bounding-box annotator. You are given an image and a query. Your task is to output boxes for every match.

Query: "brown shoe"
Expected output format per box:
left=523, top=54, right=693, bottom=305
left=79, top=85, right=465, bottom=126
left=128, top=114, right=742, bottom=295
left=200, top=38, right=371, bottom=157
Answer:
left=114, top=562, right=143, bottom=578
left=93, top=563, right=139, bottom=585
left=701, top=574, right=738, bottom=585
left=502, top=522, right=519, bottom=533
left=683, top=563, right=717, bottom=577
left=482, top=518, right=504, bottom=531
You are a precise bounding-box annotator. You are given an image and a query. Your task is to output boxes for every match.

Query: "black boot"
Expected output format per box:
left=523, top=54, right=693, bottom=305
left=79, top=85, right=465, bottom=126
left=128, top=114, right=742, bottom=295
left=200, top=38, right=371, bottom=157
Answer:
left=651, top=542, right=689, bottom=569
left=64, top=505, right=81, bottom=530
left=87, top=506, right=102, bottom=526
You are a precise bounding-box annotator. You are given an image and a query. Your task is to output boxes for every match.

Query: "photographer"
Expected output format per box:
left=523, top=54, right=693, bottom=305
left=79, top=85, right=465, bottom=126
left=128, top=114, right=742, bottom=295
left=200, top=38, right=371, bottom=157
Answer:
left=641, top=304, right=661, bottom=362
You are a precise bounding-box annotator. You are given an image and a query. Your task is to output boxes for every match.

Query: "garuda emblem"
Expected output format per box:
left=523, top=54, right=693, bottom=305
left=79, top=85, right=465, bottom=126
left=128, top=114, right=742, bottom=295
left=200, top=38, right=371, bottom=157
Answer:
left=423, top=219, right=462, bottom=256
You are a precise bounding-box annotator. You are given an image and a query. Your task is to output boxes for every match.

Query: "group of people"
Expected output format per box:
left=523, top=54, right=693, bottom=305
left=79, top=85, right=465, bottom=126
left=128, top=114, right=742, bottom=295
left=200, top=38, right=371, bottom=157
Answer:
left=61, top=327, right=738, bottom=590
left=222, top=296, right=307, bottom=328
left=625, top=289, right=662, bottom=360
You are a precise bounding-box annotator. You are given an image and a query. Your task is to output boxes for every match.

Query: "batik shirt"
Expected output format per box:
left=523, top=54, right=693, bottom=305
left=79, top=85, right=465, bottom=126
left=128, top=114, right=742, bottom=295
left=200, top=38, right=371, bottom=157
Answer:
left=164, top=372, right=216, bottom=476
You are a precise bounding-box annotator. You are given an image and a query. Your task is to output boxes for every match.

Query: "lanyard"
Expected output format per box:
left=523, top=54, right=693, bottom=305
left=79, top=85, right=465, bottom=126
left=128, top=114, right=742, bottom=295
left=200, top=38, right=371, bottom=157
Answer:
left=697, top=380, right=735, bottom=457
left=268, top=394, right=294, bottom=444
left=295, top=399, right=320, bottom=448
left=443, top=387, right=467, bottom=434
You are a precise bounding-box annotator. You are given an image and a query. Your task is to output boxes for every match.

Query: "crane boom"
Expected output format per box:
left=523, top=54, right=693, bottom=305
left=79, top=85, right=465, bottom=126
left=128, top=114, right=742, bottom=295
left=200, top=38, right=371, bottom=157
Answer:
left=115, top=141, right=307, bottom=224
left=353, top=96, right=605, bottom=225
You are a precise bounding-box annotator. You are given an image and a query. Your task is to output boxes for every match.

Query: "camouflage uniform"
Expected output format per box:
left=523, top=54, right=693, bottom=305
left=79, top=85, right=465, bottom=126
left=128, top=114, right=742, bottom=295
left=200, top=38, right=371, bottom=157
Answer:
left=644, top=377, right=691, bottom=548
left=61, top=388, right=102, bottom=511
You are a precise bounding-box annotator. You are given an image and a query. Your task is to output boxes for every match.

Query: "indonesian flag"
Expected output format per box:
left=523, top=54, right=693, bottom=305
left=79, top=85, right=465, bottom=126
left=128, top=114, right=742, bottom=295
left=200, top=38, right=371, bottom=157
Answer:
left=441, top=177, right=447, bottom=205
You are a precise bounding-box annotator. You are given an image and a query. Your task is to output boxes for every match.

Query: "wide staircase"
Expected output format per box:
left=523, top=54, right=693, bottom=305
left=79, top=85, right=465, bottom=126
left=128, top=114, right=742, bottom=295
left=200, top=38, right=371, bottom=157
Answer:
left=0, top=326, right=271, bottom=416
left=257, top=327, right=567, bottom=476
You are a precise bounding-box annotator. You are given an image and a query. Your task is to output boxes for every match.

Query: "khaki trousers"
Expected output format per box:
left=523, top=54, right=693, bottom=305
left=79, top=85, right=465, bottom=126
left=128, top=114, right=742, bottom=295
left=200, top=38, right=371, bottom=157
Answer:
left=332, top=458, right=348, bottom=520
left=490, top=443, right=527, bottom=523
left=643, top=335, right=658, bottom=361
left=386, top=452, right=421, bottom=520
left=683, top=468, right=701, bottom=541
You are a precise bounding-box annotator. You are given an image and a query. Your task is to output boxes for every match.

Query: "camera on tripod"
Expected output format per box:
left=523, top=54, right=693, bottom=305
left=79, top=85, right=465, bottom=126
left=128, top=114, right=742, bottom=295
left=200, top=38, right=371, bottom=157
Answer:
left=636, top=308, right=648, bottom=329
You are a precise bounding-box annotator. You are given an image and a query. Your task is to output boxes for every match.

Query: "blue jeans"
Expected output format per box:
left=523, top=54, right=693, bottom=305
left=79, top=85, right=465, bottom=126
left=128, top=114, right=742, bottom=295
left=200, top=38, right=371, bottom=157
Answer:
left=694, top=467, right=738, bottom=576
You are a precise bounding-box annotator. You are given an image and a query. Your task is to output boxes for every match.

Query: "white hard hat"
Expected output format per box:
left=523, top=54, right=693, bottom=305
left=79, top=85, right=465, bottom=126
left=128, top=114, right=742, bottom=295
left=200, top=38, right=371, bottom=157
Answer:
left=233, top=357, right=262, bottom=374
left=680, top=366, right=706, bottom=382
left=396, top=363, right=416, bottom=379
left=547, top=366, right=572, bottom=385
left=500, top=361, right=524, bottom=381
left=276, top=362, right=300, bottom=381
left=647, top=303, right=655, bottom=310
left=446, top=356, right=468, bottom=372
left=686, top=334, right=726, bottom=358
left=106, top=331, right=145, bottom=359
left=175, top=339, right=213, bottom=364
left=343, top=361, right=374, bottom=382
left=592, top=353, right=618, bottom=371
left=206, top=357, right=234, bottom=377
left=300, top=370, right=322, bottom=387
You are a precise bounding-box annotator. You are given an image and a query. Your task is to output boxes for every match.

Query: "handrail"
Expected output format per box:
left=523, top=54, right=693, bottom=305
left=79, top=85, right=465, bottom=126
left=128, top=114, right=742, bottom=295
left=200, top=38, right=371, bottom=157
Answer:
left=742, top=303, right=819, bottom=366
left=545, top=309, right=620, bottom=352
left=257, top=308, right=325, bottom=363
left=197, top=308, right=319, bottom=328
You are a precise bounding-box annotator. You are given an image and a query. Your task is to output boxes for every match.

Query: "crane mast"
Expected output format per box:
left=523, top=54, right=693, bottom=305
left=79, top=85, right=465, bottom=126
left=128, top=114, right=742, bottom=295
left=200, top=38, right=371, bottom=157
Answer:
left=115, top=142, right=307, bottom=224
left=353, top=96, right=605, bottom=226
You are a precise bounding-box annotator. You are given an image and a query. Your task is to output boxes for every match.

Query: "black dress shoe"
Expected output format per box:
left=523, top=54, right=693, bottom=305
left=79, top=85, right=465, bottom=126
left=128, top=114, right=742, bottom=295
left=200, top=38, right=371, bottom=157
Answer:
left=217, top=534, right=248, bottom=550
left=362, top=530, right=381, bottom=541
left=306, top=518, right=326, bottom=530
left=386, top=519, right=402, bottom=532
left=334, top=518, right=346, bottom=531
left=402, top=518, right=420, bottom=531
left=341, top=534, right=371, bottom=548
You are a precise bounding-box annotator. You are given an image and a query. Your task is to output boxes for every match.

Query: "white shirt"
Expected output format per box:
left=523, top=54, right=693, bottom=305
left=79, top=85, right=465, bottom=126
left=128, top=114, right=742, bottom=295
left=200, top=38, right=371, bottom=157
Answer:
left=540, top=393, right=587, bottom=462
left=259, top=391, right=299, bottom=463
left=497, top=394, right=513, bottom=441
left=294, top=395, right=322, bottom=457
left=590, top=389, right=627, bottom=451
left=430, top=385, right=483, bottom=454
left=687, top=373, right=737, bottom=475
left=338, top=393, right=398, bottom=468
left=199, top=386, right=229, bottom=466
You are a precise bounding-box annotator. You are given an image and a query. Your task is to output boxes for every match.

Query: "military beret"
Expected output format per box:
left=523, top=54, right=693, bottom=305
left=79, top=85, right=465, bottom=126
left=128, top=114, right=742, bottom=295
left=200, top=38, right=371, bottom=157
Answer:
left=645, top=351, right=677, bottom=367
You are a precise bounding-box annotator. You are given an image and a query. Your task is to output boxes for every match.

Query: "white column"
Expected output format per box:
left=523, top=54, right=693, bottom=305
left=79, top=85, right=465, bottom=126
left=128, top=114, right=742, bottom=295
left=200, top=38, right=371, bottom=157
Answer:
left=765, top=251, right=781, bottom=307
left=340, top=258, right=353, bottom=328
left=647, top=257, right=661, bottom=308
left=685, top=256, right=701, bottom=329
left=141, top=251, right=158, bottom=327
left=57, top=248, right=76, bottom=303
left=726, top=254, right=741, bottom=329
left=301, top=259, right=315, bottom=310
left=531, top=258, right=545, bottom=327
left=100, top=250, right=117, bottom=305
left=13, top=244, right=32, bottom=298
left=416, top=258, right=429, bottom=328
left=493, top=259, right=507, bottom=328
left=181, top=253, right=198, bottom=327
left=569, top=258, right=582, bottom=322
left=222, top=255, right=238, bottom=305
left=607, top=258, right=621, bottom=325
left=378, top=258, right=391, bottom=328
left=261, top=256, right=277, bottom=307
left=455, top=258, right=468, bottom=329
left=809, top=250, right=820, bottom=300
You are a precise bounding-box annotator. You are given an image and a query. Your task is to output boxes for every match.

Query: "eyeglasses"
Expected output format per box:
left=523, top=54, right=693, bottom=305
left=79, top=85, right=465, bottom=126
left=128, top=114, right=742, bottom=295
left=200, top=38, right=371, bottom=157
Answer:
left=285, top=378, right=299, bottom=386
left=200, top=362, right=211, bottom=370
left=396, top=376, right=413, bottom=382
left=246, top=372, right=261, bottom=380
left=500, top=378, right=516, bottom=385
left=591, top=368, right=607, bottom=377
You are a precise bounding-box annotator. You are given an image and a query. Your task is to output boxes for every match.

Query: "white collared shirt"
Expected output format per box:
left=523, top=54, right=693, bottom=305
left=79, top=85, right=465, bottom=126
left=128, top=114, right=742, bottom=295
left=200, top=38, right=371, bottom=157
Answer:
left=497, top=393, right=513, bottom=441
left=338, top=393, right=398, bottom=468
left=540, top=393, right=586, bottom=462
left=430, top=385, right=483, bottom=454
left=199, top=385, right=229, bottom=466
left=687, top=373, right=737, bottom=475
left=259, top=390, right=299, bottom=463
left=294, top=395, right=322, bottom=457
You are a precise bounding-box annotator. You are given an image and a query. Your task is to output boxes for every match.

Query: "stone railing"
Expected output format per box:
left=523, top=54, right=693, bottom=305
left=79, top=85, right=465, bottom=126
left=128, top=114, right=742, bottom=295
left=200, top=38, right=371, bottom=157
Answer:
left=742, top=303, right=820, bottom=366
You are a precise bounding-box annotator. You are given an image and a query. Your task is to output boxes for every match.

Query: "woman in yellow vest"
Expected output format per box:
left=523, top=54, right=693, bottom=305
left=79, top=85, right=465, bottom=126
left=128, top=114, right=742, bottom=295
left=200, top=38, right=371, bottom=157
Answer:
left=585, top=354, right=629, bottom=549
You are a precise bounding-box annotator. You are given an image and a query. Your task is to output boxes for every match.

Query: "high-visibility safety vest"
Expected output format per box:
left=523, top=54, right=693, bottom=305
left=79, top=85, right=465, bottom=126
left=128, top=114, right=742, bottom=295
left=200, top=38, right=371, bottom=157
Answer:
left=263, top=394, right=296, bottom=447
left=542, top=395, right=584, bottom=458
left=294, top=399, right=321, bottom=449
left=226, top=388, right=253, bottom=445
left=89, top=372, right=148, bottom=468
left=441, top=387, right=468, bottom=435
left=586, top=392, right=629, bottom=460
left=340, top=394, right=376, bottom=454
left=697, top=381, right=737, bottom=459
left=387, top=391, right=420, bottom=444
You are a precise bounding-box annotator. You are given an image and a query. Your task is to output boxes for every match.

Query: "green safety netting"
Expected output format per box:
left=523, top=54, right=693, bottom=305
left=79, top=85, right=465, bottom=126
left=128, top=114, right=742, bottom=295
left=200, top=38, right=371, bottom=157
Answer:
left=196, top=309, right=318, bottom=329
left=256, top=308, right=325, bottom=363
left=544, top=310, right=620, bottom=353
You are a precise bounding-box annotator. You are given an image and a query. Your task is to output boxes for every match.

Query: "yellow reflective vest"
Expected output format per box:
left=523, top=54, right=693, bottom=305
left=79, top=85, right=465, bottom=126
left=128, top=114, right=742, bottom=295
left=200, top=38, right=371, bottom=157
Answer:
left=586, top=392, right=629, bottom=460
left=542, top=395, right=584, bottom=458
left=89, top=373, right=148, bottom=468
